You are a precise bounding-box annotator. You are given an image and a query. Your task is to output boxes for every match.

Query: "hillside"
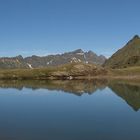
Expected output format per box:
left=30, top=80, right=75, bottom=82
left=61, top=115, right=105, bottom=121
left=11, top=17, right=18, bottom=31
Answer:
left=0, top=62, right=139, bottom=80
left=0, top=63, right=107, bottom=80
left=104, top=35, right=140, bottom=68
left=0, top=49, right=106, bottom=69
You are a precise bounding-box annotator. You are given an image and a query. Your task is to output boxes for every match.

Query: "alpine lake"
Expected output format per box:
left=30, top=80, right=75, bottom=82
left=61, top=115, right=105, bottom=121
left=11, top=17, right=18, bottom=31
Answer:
left=0, top=79, right=140, bottom=140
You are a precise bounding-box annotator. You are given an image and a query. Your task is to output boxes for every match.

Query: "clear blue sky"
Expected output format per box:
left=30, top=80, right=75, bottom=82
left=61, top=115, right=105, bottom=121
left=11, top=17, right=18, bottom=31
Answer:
left=0, top=0, right=140, bottom=57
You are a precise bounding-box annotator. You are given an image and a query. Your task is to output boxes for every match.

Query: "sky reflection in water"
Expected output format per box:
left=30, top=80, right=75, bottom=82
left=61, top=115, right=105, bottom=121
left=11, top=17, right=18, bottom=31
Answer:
left=0, top=80, right=139, bottom=140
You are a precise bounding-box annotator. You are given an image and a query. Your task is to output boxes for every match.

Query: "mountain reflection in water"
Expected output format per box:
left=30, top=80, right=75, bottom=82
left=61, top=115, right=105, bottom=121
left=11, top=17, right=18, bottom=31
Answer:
left=0, top=80, right=108, bottom=95
left=109, top=82, right=140, bottom=111
left=0, top=79, right=140, bottom=111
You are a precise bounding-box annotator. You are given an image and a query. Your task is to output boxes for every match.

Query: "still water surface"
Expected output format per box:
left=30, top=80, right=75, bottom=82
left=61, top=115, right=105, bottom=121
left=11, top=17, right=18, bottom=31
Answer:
left=0, top=80, right=140, bottom=140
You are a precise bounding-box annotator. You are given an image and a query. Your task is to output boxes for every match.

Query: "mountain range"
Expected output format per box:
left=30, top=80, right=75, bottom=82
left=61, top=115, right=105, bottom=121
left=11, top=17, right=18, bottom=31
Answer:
left=0, top=35, right=140, bottom=69
left=0, top=49, right=106, bottom=69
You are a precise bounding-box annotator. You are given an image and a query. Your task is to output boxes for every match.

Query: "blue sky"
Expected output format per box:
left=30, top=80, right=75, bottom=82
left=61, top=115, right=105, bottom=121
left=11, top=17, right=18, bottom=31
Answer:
left=0, top=0, right=140, bottom=57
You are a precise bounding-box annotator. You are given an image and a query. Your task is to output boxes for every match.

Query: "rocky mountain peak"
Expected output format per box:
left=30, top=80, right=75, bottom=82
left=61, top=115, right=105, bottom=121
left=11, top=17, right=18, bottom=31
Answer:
left=126, top=35, right=140, bottom=46
left=133, top=35, right=140, bottom=40
left=87, top=50, right=96, bottom=56
left=15, top=55, right=23, bottom=60
left=73, top=49, right=84, bottom=54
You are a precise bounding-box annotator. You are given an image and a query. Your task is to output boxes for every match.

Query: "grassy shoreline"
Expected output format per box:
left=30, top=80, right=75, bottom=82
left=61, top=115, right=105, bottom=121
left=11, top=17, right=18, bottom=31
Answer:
left=0, top=63, right=139, bottom=80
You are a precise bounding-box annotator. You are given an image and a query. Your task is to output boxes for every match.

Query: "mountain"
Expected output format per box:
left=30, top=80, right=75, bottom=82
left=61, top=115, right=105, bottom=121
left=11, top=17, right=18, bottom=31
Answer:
left=0, top=55, right=29, bottom=69
left=104, top=35, right=140, bottom=68
left=0, top=49, right=106, bottom=69
left=25, top=49, right=106, bottom=68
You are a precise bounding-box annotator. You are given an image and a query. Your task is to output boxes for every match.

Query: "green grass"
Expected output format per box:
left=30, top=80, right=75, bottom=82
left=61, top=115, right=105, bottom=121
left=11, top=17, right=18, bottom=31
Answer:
left=0, top=68, right=52, bottom=79
left=0, top=63, right=139, bottom=80
left=110, top=66, right=140, bottom=76
left=0, top=63, right=96, bottom=80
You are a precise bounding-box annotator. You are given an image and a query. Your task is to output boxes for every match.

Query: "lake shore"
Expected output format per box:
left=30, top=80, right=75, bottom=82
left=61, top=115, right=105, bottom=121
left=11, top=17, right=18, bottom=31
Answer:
left=0, top=63, right=139, bottom=80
